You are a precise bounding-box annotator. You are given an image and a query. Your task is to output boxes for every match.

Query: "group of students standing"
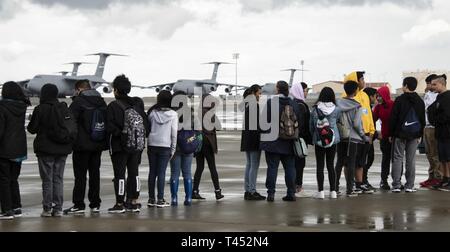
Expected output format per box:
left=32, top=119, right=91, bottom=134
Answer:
left=0, top=75, right=225, bottom=220
left=1, top=71, right=450, bottom=220
left=240, top=71, right=450, bottom=202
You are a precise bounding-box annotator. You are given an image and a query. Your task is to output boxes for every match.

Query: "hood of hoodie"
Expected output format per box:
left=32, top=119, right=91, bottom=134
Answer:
left=402, top=92, right=423, bottom=104
left=337, top=98, right=360, bottom=112
left=76, top=89, right=105, bottom=106
left=0, top=99, right=28, bottom=117
left=317, top=102, right=336, bottom=116
left=151, top=108, right=178, bottom=125
left=378, top=86, right=392, bottom=104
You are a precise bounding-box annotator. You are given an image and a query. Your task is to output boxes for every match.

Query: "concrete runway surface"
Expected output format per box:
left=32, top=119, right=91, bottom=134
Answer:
left=1, top=97, right=449, bottom=232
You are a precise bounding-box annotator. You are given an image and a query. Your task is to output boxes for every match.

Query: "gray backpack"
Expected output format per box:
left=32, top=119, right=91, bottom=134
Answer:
left=117, top=101, right=146, bottom=153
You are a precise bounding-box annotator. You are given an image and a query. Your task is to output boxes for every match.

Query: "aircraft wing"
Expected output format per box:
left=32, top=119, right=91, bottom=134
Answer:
left=132, top=83, right=176, bottom=90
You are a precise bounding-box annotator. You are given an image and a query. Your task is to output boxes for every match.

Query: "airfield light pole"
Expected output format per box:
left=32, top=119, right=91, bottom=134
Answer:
left=233, top=53, right=240, bottom=97
left=301, top=60, right=305, bottom=82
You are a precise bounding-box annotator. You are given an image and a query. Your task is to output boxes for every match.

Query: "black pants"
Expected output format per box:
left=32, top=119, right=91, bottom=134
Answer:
left=380, top=139, right=392, bottom=183
left=72, top=151, right=102, bottom=209
left=295, top=157, right=306, bottom=187
left=315, top=145, right=337, bottom=192
left=363, top=144, right=375, bottom=184
left=0, top=159, right=21, bottom=213
left=335, top=142, right=358, bottom=193
left=111, top=151, right=141, bottom=204
left=194, top=140, right=220, bottom=192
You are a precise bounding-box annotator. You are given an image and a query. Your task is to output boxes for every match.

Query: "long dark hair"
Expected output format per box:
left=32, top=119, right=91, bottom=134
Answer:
left=316, top=87, right=336, bottom=105
left=148, top=90, right=173, bottom=114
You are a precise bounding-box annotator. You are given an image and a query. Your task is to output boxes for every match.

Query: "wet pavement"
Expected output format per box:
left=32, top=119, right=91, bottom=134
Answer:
left=1, top=98, right=449, bottom=232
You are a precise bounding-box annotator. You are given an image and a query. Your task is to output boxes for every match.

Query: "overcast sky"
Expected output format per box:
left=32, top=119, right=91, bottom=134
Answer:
left=1, top=0, right=449, bottom=95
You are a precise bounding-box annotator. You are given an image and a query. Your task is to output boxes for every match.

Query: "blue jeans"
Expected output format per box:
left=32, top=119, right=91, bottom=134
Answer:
left=265, top=152, right=296, bottom=197
left=148, top=147, right=172, bottom=200
left=170, top=153, right=193, bottom=182
left=244, top=151, right=261, bottom=193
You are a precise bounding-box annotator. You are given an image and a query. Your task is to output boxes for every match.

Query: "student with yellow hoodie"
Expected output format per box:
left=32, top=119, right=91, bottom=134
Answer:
left=343, top=72, right=376, bottom=194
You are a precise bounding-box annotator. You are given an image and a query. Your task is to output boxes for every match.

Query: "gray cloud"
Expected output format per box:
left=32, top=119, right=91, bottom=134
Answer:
left=241, top=0, right=433, bottom=12
left=29, top=0, right=170, bottom=9
left=25, top=0, right=433, bottom=11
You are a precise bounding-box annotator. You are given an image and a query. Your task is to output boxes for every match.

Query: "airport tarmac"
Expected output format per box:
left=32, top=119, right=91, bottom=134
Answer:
left=1, top=98, right=449, bottom=232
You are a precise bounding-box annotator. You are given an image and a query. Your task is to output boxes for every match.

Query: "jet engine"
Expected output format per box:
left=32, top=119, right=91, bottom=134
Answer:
left=103, top=86, right=113, bottom=94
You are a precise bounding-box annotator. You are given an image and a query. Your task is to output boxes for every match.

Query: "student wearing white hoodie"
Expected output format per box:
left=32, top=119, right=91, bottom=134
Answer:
left=147, top=91, right=178, bottom=208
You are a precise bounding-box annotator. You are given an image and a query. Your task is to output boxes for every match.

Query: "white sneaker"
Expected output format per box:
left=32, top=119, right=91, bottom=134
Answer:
left=330, top=191, right=337, bottom=199
left=405, top=188, right=417, bottom=193
left=314, top=191, right=325, bottom=200
left=295, top=189, right=309, bottom=198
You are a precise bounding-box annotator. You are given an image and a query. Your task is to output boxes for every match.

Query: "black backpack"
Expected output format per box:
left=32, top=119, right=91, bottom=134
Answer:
left=80, top=98, right=107, bottom=142
left=401, top=106, right=421, bottom=134
left=48, top=102, right=78, bottom=144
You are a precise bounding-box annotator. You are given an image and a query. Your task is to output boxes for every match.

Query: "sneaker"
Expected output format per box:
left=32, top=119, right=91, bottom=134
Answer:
left=432, top=182, right=448, bottom=190
left=156, top=199, right=171, bottom=208
left=244, top=192, right=250, bottom=200
left=330, top=191, right=337, bottom=199
left=247, top=192, right=266, bottom=201
left=282, top=195, right=296, bottom=202
left=380, top=181, right=391, bottom=190
left=0, top=211, right=14, bottom=220
left=147, top=199, right=156, bottom=207
left=13, top=208, right=22, bottom=217
left=438, top=184, right=450, bottom=192
left=40, top=210, right=52, bottom=217
left=52, top=210, right=63, bottom=217
left=295, top=188, right=309, bottom=198
left=346, top=191, right=359, bottom=197
left=314, top=191, right=325, bottom=200
left=365, top=182, right=376, bottom=191
left=126, top=203, right=141, bottom=213
left=296, top=185, right=303, bottom=193
left=63, top=206, right=85, bottom=215
left=420, top=179, right=432, bottom=187
left=405, top=188, right=418, bottom=193
left=354, top=188, right=363, bottom=194
left=392, top=188, right=402, bottom=193
left=192, top=191, right=206, bottom=200
left=428, top=179, right=442, bottom=188
left=215, top=189, right=224, bottom=201
left=267, top=194, right=275, bottom=202
left=91, top=207, right=100, bottom=214
left=108, top=204, right=126, bottom=214
left=360, top=184, right=375, bottom=194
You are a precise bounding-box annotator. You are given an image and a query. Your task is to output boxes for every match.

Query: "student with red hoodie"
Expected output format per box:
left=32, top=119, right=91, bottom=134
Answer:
left=373, top=86, right=394, bottom=190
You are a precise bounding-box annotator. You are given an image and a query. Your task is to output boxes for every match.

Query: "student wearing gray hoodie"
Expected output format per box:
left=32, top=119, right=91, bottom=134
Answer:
left=336, top=81, right=370, bottom=197
left=147, top=91, right=178, bottom=208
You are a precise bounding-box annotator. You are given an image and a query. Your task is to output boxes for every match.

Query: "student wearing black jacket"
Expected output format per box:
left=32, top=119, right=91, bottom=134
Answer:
left=192, top=94, right=224, bottom=201
left=241, top=85, right=266, bottom=201
left=389, top=77, right=425, bottom=193
left=0, top=82, right=30, bottom=220
left=428, top=75, right=450, bottom=191
left=64, top=80, right=107, bottom=215
left=28, top=84, right=73, bottom=217
left=290, top=82, right=312, bottom=196
left=106, top=75, right=149, bottom=214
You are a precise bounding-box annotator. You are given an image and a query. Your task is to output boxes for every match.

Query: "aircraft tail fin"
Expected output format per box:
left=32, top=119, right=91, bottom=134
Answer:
left=64, top=62, right=94, bottom=76
left=204, top=62, right=231, bottom=81
left=87, top=53, right=128, bottom=78
left=282, top=69, right=301, bottom=87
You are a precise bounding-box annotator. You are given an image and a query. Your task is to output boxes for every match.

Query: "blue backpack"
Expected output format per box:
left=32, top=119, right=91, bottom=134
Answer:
left=402, top=107, right=421, bottom=134
left=89, top=107, right=107, bottom=142
left=177, top=130, right=203, bottom=154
